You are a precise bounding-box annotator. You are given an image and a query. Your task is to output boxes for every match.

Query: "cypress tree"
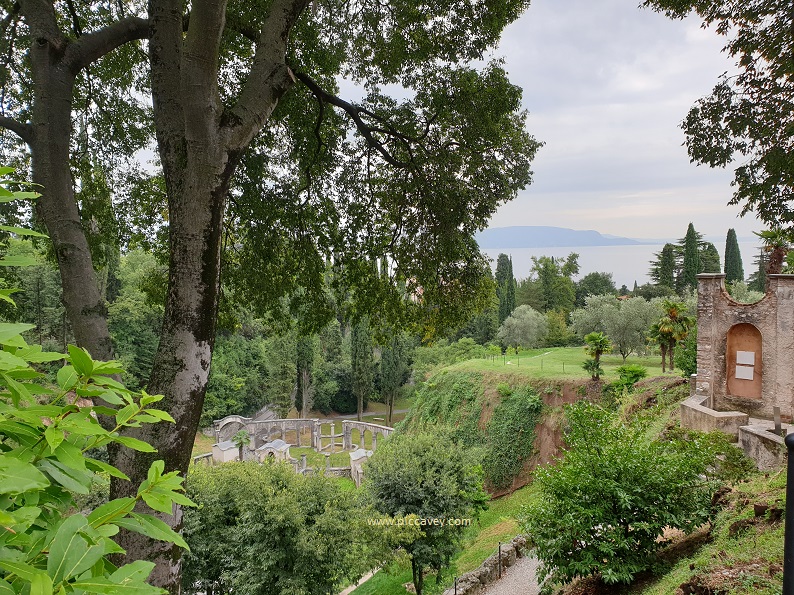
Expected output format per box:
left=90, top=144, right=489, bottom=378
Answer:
left=681, top=223, right=700, bottom=292
left=351, top=317, right=373, bottom=421
left=495, top=253, right=516, bottom=323
left=748, top=250, right=767, bottom=292
left=724, top=228, right=744, bottom=283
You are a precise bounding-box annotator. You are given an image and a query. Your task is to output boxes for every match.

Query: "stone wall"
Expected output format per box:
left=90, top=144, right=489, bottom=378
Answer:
left=441, top=536, right=527, bottom=595
left=696, top=273, right=794, bottom=420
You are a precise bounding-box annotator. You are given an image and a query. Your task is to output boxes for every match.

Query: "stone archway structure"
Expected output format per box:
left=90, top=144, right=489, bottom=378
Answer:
left=214, top=416, right=394, bottom=453
left=695, top=273, right=794, bottom=420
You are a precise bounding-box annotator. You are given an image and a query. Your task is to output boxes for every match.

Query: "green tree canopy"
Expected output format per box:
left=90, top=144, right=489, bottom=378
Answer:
left=574, top=271, right=616, bottom=308
left=365, top=431, right=488, bottom=595
left=529, top=253, right=579, bottom=313
left=724, top=228, right=744, bottom=283
left=496, top=304, right=548, bottom=352
left=645, top=0, right=794, bottom=230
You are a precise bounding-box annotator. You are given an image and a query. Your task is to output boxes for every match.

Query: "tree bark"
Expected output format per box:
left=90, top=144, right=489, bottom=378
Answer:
left=10, top=2, right=148, bottom=362
left=110, top=1, right=309, bottom=590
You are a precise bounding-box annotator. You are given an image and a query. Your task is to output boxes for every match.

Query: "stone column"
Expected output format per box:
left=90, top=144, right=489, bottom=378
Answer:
left=343, top=421, right=351, bottom=450
left=325, top=452, right=330, bottom=472
left=301, top=454, right=307, bottom=472
left=372, top=432, right=377, bottom=451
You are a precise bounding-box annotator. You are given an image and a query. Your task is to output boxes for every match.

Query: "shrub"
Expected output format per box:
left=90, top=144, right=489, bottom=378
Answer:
left=520, top=401, right=716, bottom=586
left=674, top=326, right=698, bottom=378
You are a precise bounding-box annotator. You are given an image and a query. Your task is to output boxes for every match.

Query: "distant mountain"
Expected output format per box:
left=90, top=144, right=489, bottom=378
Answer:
left=476, top=226, right=646, bottom=249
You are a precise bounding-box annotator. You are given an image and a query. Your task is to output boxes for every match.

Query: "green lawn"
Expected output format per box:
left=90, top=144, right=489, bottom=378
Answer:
left=450, top=346, right=676, bottom=381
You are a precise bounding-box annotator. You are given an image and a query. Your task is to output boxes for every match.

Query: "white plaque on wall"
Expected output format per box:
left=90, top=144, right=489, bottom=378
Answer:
left=735, top=365, right=754, bottom=381
left=736, top=351, right=755, bottom=366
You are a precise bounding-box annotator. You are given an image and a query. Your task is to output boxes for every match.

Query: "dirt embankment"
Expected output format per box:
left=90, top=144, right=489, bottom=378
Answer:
left=487, top=379, right=600, bottom=498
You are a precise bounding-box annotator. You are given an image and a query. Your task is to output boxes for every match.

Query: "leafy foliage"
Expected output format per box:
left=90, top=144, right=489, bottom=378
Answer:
left=495, top=254, right=516, bottom=325
left=0, top=335, right=192, bottom=594
left=582, top=332, right=611, bottom=380
left=182, top=462, right=395, bottom=595
left=365, top=431, right=489, bottom=595
left=482, top=386, right=542, bottom=490
left=645, top=0, right=794, bottom=229
left=496, top=304, right=548, bottom=353
left=520, top=401, right=716, bottom=586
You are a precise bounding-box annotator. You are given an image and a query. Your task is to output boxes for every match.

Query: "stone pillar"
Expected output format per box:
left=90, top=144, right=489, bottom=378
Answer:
left=313, top=420, right=320, bottom=450
left=697, top=273, right=725, bottom=407
left=301, top=454, right=307, bottom=471
left=771, top=275, right=794, bottom=421
left=325, top=452, right=330, bottom=472
left=296, top=423, right=301, bottom=447
left=372, top=432, right=377, bottom=451
left=343, top=421, right=351, bottom=450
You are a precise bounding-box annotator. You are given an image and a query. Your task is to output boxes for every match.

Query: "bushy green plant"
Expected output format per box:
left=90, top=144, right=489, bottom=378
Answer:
left=0, top=337, right=193, bottom=594
left=520, top=401, right=716, bottom=587
left=183, top=462, right=395, bottom=595
left=0, top=168, right=192, bottom=594
left=674, top=326, right=698, bottom=378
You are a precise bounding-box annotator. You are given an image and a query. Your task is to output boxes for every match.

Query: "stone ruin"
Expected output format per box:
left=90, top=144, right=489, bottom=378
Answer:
left=202, top=415, right=394, bottom=482
left=681, top=273, right=794, bottom=469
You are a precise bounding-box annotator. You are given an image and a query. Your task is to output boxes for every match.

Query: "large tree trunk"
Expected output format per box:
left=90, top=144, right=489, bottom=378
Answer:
left=111, top=1, right=307, bottom=590
left=28, top=53, right=114, bottom=361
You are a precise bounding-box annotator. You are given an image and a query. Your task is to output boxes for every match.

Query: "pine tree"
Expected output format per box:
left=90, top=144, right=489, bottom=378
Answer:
left=649, top=243, right=676, bottom=289
left=699, top=242, right=721, bottom=273
left=724, top=229, right=744, bottom=283
left=351, top=317, right=374, bottom=421
left=495, top=253, right=516, bottom=323
left=680, top=223, right=701, bottom=292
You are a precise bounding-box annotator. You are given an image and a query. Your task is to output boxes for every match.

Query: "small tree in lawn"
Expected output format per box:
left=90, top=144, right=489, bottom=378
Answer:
left=231, top=430, right=251, bottom=462
left=365, top=431, right=488, bottom=595
left=582, top=331, right=611, bottom=380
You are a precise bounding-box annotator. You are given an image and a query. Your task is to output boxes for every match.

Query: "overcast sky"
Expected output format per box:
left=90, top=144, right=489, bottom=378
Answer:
left=483, top=0, right=758, bottom=241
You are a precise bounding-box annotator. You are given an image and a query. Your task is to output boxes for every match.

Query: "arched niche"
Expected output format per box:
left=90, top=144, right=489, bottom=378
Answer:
left=726, top=323, right=763, bottom=399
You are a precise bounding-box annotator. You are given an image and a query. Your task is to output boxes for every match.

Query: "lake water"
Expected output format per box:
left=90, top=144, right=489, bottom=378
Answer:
left=482, top=241, right=760, bottom=289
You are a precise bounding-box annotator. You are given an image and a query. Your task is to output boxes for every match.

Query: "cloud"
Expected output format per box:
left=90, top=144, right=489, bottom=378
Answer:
left=486, top=0, right=758, bottom=239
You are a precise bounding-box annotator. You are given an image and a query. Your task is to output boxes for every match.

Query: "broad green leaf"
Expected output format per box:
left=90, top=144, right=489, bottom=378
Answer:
left=29, top=570, right=52, bottom=595
left=0, top=457, right=49, bottom=495
left=37, top=460, right=91, bottom=494
left=58, top=413, right=99, bottom=436
left=113, top=436, right=156, bottom=453
left=44, top=425, right=64, bottom=453
left=71, top=577, right=163, bottom=594
left=87, top=498, right=135, bottom=528
left=97, top=390, right=124, bottom=406
left=139, top=393, right=163, bottom=407
left=16, top=347, right=64, bottom=363
left=56, top=366, right=78, bottom=391
left=0, top=324, right=33, bottom=343
left=0, top=352, right=30, bottom=371
left=109, top=560, right=155, bottom=584
left=113, top=513, right=189, bottom=550
left=115, top=404, right=137, bottom=427
left=139, top=409, right=174, bottom=423
left=140, top=492, right=173, bottom=515
left=0, top=577, right=13, bottom=594
left=67, top=346, right=94, bottom=377
left=0, top=168, right=15, bottom=176
left=84, top=459, right=128, bottom=480
left=53, top=440, right=86, bottom=471
left=0, top=559, right=39, bottom=581
left=91, top=361, right=125, bottom=375
left=0, top=226, right=47, bottom=238
left=0, top=291, right=16, bottom=307
left=47, top=514, right=104, bottom=583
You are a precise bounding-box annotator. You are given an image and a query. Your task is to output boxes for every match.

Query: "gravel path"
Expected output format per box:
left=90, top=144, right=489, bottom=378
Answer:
left=483, top=555, right=542, bottom=595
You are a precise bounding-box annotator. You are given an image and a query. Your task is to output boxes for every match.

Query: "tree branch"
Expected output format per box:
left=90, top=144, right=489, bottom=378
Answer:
left=0, top=114, right=33, bottom=144
left=293, top=70, right=410, bottom=168
left=18, top=0, right=66, bottom=52
left=65, top=16, right=149, bottom=73
left=223, top=0, right=311, bottom=150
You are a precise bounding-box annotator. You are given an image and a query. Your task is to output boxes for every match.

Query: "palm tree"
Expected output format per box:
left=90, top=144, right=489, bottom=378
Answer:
left=583, top=332, right=612, bottom=380
left=650, top=300, right=694, bottom=372
left=231, top=429, right=251, bottom=462
left=755, top=228, right=792, bottom=280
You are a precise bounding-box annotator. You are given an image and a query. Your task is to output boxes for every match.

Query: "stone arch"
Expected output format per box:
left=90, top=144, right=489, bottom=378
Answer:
left=726, top=323, right=763, bottom=400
